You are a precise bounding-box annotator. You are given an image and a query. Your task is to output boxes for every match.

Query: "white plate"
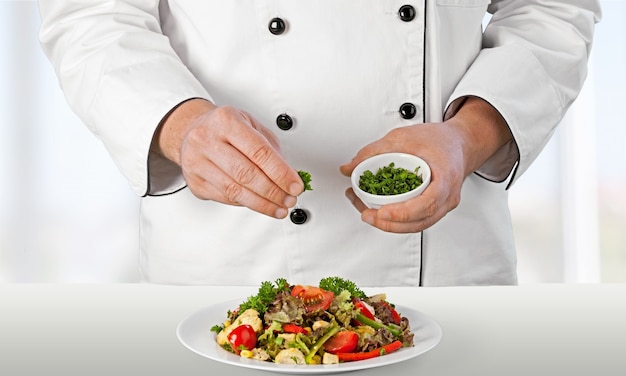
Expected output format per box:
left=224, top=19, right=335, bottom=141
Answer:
left=176, top=299, right=442, bottom=375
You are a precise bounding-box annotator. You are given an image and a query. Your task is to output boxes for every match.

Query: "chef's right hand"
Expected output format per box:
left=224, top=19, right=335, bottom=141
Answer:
left=152, top=98, right=304, bottom=219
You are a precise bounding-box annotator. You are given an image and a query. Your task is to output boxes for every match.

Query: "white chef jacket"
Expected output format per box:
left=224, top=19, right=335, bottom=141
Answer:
left=39, top=1, right=601, bottom=286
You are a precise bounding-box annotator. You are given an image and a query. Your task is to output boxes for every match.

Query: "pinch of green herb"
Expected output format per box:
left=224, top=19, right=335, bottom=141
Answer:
left=358, top=162, right=422, bottom=195
left=210, top=324, right=223, bottom=334
left=298, top=170, right=313, bottom=191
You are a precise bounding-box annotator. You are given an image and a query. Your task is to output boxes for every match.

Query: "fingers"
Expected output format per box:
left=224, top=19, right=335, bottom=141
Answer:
left=342, top=123, right=467, bottom=234
left=360, top=201, right=439, bottom=234
left=220, top=109, right=303, bottom=197
left=234, top=113, right=303, bottom=196
left=184, top=157, right=293, bottom=219
left=180, top=106, right=303, bottom=218
left=339, top=128, right=405, bottom=177
left=345, top=181, right=457, bottom=234
left=339, top=143, right=382, bottom=177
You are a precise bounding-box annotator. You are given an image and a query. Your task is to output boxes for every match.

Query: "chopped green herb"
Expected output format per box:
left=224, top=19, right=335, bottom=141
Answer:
left=298, top=170, right=313, bottom=191
left=210, top=324, right=223, bottom=334
left=358, top=162, right=422, bottom=195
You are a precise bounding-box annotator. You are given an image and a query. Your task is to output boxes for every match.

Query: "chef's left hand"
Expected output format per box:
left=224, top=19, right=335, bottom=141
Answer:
left=340, top=97, right=512, bottom=234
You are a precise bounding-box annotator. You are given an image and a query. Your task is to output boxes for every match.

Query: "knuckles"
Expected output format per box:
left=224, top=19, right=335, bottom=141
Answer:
left=224, top=181, right=244, bottom=204
left=233, top=163, right=258, bottom=185
left=248, top=143, right=274, bottom=166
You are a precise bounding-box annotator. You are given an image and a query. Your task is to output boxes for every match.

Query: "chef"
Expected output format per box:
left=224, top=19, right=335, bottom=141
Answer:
left=39, top=1, right=601, bottom=286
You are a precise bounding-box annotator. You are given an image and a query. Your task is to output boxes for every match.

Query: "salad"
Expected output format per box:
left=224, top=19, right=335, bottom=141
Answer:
left=210, top=277, right=415, bottom=365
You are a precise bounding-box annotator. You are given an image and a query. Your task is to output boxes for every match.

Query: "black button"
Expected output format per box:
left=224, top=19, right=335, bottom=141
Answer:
left=276, top=113, right=293, bottom=131
left=268, top=17, right=286, bottom=35
left=399, top=102, right=417, bottom=119
left=290, top=208, right=308, bottom=225
left=398, top=5, right=416, bottom=22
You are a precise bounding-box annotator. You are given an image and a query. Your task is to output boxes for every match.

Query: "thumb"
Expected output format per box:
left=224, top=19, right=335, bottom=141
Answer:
left=339, top=158, right=358, bottom=177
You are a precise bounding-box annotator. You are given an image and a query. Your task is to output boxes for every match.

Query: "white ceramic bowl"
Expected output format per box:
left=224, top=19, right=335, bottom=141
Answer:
left=351, top=153, right=431, bottom=209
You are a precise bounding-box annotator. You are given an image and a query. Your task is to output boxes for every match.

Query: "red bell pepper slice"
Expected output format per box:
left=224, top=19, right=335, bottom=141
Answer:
left=335, top=340, right=403, bottom=362
left=282, top=323, right=309, bottom=335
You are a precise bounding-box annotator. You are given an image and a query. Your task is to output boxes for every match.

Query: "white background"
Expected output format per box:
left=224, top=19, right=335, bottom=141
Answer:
left=1, top=0, right=624, bottom=283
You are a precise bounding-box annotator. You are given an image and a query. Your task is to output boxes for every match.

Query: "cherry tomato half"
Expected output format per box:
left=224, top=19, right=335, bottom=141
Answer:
left=323, top=330, right=359, bottom=354
left=291, top=285, right=334, bottom=313
left=227, top=324, right=257, bottom=354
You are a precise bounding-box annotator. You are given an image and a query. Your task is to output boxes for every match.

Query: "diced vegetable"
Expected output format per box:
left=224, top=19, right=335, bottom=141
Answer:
left=358, top=162, right=422, bottom=195
left=304, top=324, right=340, bottom=364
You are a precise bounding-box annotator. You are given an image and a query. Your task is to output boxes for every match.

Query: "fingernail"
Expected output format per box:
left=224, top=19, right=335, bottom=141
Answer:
left=289, top=182, right=303, bottom=196
left=362, top=213, right=375, bottom=225
left=346, top=192, right=355, bottom=205
left=283, top=195, right=297, bottom=208
left=339, top=163, right=350, bottom=175
left=275, top=208, right=288, bottom=219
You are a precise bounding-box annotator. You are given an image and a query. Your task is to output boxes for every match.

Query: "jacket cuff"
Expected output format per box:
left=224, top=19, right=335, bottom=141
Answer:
left=445, top=45, right=567, bottom=188
left=145, top=97, right=211, bottom=196
left=146, top=152, right=187, bottom=196
left=444, top=96, right=520, bottom=185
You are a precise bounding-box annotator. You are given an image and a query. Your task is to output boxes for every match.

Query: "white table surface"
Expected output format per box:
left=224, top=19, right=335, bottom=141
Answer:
left=1, top=283, right=625, bottom=375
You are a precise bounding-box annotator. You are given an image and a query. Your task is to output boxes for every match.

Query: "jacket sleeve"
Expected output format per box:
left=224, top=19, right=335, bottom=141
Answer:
left=445, top=0, right=601, bottom=187
left=38, top=0, right=210, bottom=196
